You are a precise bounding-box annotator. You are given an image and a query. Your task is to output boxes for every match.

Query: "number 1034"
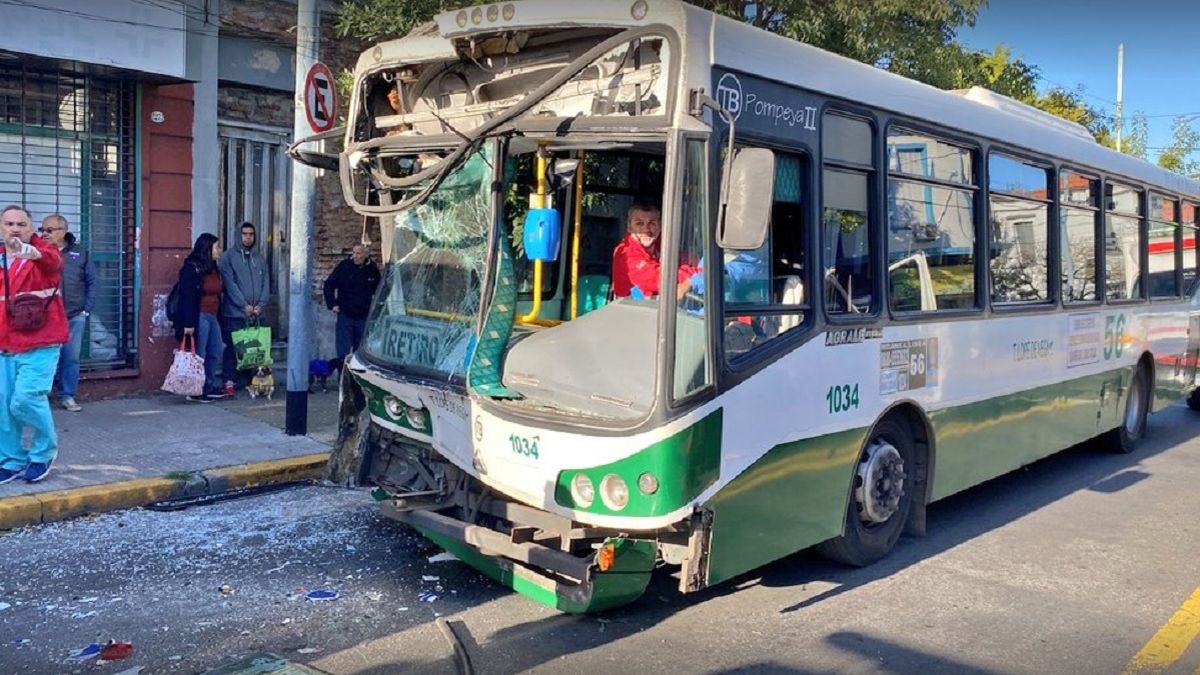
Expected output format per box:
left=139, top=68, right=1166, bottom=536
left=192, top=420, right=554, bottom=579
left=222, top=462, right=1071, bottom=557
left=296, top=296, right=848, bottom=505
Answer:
left=826, top=384, right=860, bottom=414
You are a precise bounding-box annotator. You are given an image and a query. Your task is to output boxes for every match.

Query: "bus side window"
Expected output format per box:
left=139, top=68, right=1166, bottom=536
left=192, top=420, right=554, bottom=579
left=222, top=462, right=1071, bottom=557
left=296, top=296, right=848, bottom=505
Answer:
left=1060, top=171, right=1100, bottom=303
left=885, top=128, right=978, bottom=313
left=673, top=139, right=712, bottom=400
left=988, top=153, right=1051, bottom=305
left=1185, top=202, right=1199, bottom=294
left=1105, top=182, right=1143, bottom=301
left=1148, top=193, right=1180, bottom=299
left=823, top=169, right=872, bottom=314
left=822, top=113, right=875, bottom=316
left=723, top=151, right=808, bottom=361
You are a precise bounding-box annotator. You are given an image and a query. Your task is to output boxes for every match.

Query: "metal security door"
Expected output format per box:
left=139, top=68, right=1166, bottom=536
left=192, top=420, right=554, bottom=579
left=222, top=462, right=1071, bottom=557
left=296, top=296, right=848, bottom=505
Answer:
left=218, top=122, right=291, bottom=338
left=0, top=61, right=137, bottom=370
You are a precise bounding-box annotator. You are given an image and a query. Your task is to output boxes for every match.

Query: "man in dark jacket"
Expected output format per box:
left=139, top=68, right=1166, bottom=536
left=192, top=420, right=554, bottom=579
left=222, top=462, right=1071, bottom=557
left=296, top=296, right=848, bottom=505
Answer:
left=42, top=214, right=94, bottom=412
left=218, top=222, right=269, bottom=394
left=323, top=244, right=381, bottom=366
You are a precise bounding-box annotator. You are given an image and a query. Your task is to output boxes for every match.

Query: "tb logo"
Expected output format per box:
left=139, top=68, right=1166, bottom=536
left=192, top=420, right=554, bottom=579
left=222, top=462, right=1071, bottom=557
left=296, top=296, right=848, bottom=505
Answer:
left=715, top=73, right=743, bottom=121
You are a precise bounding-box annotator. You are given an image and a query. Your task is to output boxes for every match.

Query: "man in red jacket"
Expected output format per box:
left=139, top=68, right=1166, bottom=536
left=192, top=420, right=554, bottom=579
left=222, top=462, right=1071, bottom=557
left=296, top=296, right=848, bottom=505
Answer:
left=611, top=200, right=696, bottom=300
left=0, top=204, right=67, bottom=484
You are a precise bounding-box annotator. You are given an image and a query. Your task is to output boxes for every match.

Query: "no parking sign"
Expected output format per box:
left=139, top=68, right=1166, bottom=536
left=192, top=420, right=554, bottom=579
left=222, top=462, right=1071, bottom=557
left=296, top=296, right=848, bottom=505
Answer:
left=303, top=62, right=338, bottom=133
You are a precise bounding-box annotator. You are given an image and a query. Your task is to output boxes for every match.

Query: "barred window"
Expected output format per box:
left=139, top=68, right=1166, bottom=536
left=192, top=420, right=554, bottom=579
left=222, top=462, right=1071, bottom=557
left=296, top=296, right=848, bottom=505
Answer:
left=0, top=60, right=137, bottom=369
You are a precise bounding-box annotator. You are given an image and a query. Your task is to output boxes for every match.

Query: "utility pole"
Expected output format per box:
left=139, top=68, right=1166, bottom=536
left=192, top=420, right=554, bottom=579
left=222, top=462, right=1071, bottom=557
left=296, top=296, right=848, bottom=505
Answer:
left=286, top=0, right=318, bottom=435
left=1116, top=42, right=1125, bottom=153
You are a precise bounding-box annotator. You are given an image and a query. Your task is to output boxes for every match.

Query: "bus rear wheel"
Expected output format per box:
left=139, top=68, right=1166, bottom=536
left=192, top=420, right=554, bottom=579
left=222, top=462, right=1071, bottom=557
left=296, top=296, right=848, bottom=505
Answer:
left=1102, top=363, right=1150, bottom=454
left=1187, top=388, right=1200, bottom=412
left=817, top=417, right=915, bottom=567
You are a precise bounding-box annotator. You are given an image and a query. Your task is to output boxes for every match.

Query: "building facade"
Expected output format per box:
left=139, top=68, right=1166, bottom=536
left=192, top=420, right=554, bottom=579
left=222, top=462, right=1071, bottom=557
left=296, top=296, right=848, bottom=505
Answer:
left=0, top=0, right=366, bottom=398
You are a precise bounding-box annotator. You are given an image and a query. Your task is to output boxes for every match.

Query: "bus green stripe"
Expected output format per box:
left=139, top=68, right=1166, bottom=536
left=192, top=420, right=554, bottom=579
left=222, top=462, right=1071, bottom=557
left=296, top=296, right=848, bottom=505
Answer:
left=704, top=426, right=866, bottom=586
left=554, top=409, right=723, bottom=517
left=703, top=364, right=1152, bottom=586
left=929, top=367, right=1127, bottom=500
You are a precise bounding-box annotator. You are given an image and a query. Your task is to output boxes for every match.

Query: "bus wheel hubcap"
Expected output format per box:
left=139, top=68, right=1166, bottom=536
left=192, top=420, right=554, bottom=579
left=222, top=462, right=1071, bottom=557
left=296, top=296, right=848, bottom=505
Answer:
left=855, top=440, right=906, bottom=524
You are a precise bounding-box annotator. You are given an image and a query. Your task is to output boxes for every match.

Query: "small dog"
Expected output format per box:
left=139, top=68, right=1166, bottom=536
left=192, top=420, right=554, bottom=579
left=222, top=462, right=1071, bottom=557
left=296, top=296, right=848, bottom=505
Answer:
left=309, top=358, right=335, bottom=393
left=247, top=366, right=275, bottom=400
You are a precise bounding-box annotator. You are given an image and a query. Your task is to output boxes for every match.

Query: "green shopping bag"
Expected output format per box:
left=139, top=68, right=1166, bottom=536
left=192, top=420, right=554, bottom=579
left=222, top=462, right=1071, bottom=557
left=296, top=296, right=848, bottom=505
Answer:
left=232, top=319, right=273, bottom=370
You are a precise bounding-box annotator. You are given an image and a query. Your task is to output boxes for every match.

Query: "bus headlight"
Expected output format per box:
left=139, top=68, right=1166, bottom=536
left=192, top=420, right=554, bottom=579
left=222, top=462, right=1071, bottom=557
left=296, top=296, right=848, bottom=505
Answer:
left=600, top=474, right=629, bottom=511
left=383, top=396, right=406, bottom=419
left=571, top=474, right=595, bottom=508
left=637, top=472, right=659, bottom=495
left=406, top=407, right=427, bottom=430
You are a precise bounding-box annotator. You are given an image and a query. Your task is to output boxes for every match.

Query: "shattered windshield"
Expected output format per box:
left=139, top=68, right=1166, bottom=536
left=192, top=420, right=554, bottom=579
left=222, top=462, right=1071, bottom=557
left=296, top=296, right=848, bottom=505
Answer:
left=360, top=137, right=688, bottom=422
left=362, top=142, right=494, bottom=380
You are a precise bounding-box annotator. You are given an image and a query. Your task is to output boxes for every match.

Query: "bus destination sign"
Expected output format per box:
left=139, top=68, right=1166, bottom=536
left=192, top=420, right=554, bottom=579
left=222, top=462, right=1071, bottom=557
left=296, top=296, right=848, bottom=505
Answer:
left=712, top=68, right=821, bottom=138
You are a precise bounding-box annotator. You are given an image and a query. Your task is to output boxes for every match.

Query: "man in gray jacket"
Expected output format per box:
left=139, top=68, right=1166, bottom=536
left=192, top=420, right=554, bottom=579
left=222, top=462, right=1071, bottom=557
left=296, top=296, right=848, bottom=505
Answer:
left=218, top=222, right=269, bottom=395
left=43, top=214, right=95, bottom=412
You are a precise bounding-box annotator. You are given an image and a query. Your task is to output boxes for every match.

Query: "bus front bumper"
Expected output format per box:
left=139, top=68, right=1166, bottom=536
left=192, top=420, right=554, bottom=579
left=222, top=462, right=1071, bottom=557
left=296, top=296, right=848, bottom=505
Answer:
left=379, top=500, right=656, bottom=613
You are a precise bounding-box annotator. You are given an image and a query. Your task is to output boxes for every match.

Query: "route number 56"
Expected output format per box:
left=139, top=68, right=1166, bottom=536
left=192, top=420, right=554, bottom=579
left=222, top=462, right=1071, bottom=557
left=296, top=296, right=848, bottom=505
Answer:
left=1104, top=314, right=1127, bottom=360
left=910, top=352, right=926, bottom=376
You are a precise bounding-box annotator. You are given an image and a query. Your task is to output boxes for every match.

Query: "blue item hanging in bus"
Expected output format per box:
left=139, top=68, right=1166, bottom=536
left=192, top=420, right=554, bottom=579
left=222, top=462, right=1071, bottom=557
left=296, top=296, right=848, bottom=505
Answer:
left=522, top=207, right=561, bottom=261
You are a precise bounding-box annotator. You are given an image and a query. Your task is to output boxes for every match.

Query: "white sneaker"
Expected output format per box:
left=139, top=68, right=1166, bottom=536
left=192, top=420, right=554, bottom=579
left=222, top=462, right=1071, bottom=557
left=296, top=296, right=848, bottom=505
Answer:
left=60, top=397, right=82, bottom=412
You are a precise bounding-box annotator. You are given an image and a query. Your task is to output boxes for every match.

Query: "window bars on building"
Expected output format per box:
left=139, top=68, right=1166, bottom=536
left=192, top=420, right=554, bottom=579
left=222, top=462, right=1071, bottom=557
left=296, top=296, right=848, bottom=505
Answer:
left=0, top=58, right=138, bottom=369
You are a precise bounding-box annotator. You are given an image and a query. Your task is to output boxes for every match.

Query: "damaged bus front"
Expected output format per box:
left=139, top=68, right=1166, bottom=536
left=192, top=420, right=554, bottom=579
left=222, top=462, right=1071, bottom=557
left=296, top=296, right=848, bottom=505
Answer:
left=292, top=1, right=752, bottom=612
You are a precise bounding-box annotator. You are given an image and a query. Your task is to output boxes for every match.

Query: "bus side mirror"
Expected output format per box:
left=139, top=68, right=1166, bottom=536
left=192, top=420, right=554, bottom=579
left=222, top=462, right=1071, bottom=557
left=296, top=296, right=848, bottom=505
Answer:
left=524, top=207, right=562, bottom=261
left=719, top=147, right=775, bottom=250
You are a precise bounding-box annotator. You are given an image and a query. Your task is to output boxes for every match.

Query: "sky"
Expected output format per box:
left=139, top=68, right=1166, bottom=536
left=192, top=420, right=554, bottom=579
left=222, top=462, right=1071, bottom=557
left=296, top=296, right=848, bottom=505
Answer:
left=959, top=0, right=1200, bottom=162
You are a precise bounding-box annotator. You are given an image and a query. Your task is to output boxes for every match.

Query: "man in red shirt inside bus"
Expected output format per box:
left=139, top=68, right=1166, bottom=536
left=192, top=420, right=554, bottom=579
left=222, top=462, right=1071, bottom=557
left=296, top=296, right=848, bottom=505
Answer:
left=611, top=200, right=696, bottom=300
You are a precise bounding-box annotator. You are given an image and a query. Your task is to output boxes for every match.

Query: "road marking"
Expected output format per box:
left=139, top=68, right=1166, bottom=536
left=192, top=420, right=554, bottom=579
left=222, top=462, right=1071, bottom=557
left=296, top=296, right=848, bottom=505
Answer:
left=1122, top=586, right=1200, bottom=674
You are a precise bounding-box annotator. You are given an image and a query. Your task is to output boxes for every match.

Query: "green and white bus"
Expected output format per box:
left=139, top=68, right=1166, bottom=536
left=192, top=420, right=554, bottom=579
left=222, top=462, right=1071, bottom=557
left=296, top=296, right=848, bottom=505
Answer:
left=293, top=0, right=1200, bottom=612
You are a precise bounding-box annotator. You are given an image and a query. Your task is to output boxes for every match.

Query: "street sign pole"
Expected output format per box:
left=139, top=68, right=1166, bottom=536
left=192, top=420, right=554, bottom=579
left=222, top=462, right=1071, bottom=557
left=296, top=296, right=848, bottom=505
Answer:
left=286, top=0, right=319, bottom=436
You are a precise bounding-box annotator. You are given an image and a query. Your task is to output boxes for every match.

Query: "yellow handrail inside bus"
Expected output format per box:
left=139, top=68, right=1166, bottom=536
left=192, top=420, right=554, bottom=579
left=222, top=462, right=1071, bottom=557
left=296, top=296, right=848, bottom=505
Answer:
left=518, top=146, right=549, bottom=324
left=406, top=307, right=473, bottom=322
left=569, top=150, right=585, bottom=319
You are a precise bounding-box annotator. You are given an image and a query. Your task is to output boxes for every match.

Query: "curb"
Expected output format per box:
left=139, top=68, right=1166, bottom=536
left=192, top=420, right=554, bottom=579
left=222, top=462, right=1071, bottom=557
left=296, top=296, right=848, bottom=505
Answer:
left=0, top=452, right=329, bottom=530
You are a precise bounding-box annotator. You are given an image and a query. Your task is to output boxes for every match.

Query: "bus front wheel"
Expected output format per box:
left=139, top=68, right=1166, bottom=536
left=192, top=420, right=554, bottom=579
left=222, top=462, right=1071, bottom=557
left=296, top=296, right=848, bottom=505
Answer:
left=1102, top=363, right=1150, bottom=454
left=817, top=417, right=915, bottom=567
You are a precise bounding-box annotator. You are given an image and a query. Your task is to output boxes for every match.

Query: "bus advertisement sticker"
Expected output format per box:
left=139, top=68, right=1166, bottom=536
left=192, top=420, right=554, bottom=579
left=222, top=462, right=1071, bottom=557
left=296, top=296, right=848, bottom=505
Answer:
left=880, top=338, right=938, bottom=394
left=1067, top=313, right=1102, bottom=367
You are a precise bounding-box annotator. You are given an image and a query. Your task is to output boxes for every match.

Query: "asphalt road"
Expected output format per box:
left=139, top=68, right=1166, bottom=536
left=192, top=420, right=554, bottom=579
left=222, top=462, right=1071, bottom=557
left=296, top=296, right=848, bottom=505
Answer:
left=2, top=405, right=1200, bottom=675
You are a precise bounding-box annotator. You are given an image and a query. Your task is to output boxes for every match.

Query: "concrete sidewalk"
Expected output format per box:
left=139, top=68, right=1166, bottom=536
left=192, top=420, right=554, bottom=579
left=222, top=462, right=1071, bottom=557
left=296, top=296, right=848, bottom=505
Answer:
left=0, top=389, right=342, bottom=529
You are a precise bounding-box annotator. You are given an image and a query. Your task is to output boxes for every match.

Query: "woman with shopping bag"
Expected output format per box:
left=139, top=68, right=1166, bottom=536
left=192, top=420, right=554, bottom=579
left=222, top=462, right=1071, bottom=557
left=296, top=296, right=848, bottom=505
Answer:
left=168, top=233, right=225, bottom=402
